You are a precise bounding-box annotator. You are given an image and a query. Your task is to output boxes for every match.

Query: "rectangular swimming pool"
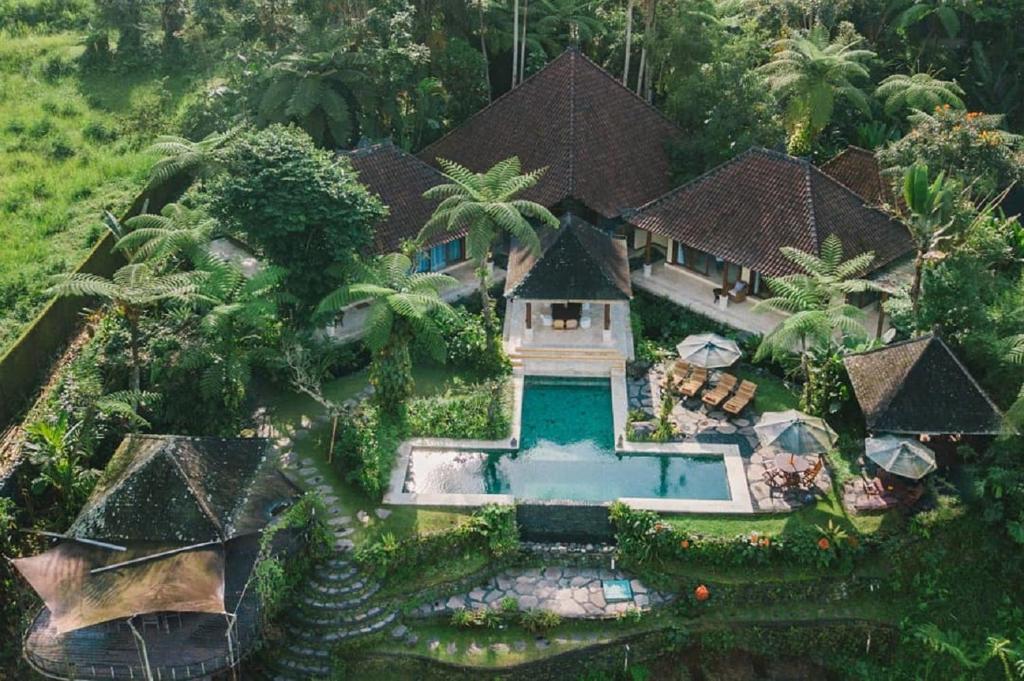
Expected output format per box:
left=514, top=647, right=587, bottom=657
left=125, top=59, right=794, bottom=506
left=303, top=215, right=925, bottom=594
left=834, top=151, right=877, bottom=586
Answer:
left=403, top=376, right=730, bottom=503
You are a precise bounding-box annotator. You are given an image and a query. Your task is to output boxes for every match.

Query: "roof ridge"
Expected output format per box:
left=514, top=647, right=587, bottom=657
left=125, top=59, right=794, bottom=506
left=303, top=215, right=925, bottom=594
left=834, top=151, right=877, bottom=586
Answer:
left=569, top=217, right=620, bottom=292
left=344, top=141, right=449, bottom=180
left=568, top=51, right=577, bottom=198
left=866, top=335, right=933, bottom=423
left=571, top=48, right=684, bottom=131
left=802, top=159, right=821, bottom=254
left=165, top=441, right=227, bottom=540
left=418, top=50, right=577, bottom=164
left=929, top=335, right=1006, bottom=421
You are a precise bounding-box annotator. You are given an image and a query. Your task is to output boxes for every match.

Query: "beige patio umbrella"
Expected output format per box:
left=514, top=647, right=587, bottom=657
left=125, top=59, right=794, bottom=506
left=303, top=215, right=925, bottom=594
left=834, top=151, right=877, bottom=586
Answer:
left=865, top=436, right=937, bottom=480
left=676, top=333, right=742, bottom=368
left=754, top=410, right=838, bottom=456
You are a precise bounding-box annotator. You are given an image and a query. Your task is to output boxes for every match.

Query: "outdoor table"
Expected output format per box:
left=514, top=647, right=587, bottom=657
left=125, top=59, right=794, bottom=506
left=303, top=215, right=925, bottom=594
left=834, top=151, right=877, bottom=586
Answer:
left=772, top=452, right=813, bottom=487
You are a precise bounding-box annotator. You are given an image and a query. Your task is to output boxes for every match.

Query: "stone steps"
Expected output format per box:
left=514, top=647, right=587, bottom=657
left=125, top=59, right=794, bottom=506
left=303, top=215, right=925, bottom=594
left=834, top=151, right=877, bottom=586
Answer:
left=296, top=582, right=382, bottom=619
left=287, top=605, right=395, bottom=642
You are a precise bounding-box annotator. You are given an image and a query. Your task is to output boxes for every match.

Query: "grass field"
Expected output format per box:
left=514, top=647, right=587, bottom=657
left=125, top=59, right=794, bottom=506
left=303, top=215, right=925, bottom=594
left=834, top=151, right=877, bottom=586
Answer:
left=0, top=30, right=211, bottom=353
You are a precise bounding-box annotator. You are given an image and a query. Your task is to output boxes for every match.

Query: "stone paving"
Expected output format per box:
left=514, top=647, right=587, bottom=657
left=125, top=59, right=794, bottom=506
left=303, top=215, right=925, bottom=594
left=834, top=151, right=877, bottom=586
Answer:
left=411, top=566, right=671, bottom=619
left=629, top=361, right=827, bottom=513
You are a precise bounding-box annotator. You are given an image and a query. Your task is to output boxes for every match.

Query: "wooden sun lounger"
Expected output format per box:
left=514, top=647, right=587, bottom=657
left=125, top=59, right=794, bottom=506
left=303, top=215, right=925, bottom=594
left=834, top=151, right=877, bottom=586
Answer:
left=723, top=380, right=757, bottom=415
left=679, top=367, right=708, bottom=398
left=702, top=373, right=738, bottom=408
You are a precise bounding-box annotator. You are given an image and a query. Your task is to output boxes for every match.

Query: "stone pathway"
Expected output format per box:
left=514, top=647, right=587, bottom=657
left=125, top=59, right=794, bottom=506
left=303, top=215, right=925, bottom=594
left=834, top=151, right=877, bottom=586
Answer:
left=410, top=567, right=670, bottom=619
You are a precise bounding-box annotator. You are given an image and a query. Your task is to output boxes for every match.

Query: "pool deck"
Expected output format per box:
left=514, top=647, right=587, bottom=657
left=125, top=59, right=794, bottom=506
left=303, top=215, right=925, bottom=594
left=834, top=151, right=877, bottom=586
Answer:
left=384, top=368, right=755, bottom=514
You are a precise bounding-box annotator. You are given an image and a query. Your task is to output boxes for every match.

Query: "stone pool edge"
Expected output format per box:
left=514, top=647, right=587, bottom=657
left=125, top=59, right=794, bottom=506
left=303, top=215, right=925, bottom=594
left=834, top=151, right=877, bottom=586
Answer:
left=383, top=368, right=755, bottom=514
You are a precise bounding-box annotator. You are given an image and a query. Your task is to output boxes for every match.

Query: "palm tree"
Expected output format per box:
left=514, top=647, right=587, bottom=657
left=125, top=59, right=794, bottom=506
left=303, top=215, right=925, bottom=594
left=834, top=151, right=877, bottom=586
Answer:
left=257, top=47, right=370, bottom=147
left=754, top=235, right=879, bottom=382
left=145, top=128, right=237, bottom=189
left=876, top=72, right=965, bottom=119
left=116, top=202, right=218, bottom=264
left=532, top=0, right=606, bottom=57
left=891, top=0, right=963, bottom=40
left=1004, top=334, right=1024, bottom=430
left=47, top=264, right=208, bottom=413
left=758, top=26, right=875, bottom=155
left=317, top=253, right=457, bottom=414
left=623, top=0, right=635, bottom=85
left=418, top=156, right=559, bottom=357
left=901, top=163, right=957, bottom=317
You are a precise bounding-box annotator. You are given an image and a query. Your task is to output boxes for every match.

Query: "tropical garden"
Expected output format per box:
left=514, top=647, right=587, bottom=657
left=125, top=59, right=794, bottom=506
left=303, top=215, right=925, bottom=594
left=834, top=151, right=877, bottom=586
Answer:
left=1, top=0, right=1023, bottom=679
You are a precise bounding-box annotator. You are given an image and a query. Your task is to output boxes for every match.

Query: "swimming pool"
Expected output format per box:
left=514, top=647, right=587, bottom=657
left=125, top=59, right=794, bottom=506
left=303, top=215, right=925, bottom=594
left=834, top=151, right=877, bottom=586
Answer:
left=403, top=376, right=730, bottom=503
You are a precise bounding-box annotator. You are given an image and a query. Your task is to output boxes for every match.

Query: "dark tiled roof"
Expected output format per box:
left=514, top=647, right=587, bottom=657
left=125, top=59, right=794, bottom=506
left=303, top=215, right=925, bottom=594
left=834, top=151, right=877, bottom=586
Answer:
left=504, top=214, right=632, bottom=300
left=843, top=335, right=1004, bottom=435
left=417, top=49, right=682, bottom=219
left=69, top=435, right=278, bottom=544
left=819, top=145, right=899, bottom=207
left=344, top=143, right=455, bottom=253
left=629, top=147, right=914, bottom=277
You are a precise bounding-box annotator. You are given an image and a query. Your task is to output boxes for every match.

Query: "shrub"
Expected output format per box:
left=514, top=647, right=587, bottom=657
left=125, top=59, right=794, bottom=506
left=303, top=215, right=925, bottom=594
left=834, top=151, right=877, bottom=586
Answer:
left=451, top=607, right=500, bottom=628
left=499, top=596, right=519, bottom=614
left=82, top=120, right=118, bottom=143
left=333, top=403, right=402, bottom=500
left=406, top=377, right=512, bottom=440
left=424, top=305, right=510, bottom=376
left=355, top=505, right=518, bottom=580
left=519, top=609, right=562, bottom=633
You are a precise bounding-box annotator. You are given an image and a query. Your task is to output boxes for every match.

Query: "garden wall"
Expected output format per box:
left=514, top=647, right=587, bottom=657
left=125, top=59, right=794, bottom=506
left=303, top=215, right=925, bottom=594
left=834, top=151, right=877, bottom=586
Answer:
left=0, top=175, right=190, bottom=432
left=515, top=501, right=613, bottom=543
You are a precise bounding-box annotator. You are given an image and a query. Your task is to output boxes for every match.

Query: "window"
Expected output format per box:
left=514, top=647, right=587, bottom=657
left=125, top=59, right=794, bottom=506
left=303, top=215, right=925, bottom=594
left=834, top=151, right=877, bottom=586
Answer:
left=724, top=262, right=743, bottom=287
left=447, top=238, right=463, bottom=262
left=430, top=244, right=447, bottom=271
left=415, top=251, right=430, bottom=272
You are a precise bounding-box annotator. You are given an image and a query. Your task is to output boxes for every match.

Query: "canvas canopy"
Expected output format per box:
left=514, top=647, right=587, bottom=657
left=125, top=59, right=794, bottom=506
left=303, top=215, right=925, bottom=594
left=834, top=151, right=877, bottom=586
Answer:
left=13, top=541, right=227, bottom=634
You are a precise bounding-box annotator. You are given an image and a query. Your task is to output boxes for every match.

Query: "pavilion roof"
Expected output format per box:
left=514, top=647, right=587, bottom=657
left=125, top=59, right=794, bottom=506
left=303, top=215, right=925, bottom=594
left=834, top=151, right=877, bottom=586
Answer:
left=418, top=48, right=682, bottom=219
left=628, top=147, right=914, bottom=277
left=504, top=214, right=632, bottom=300
left=843, top=335, right=1004, bottom=435
left=68, top=435, right=284, bottom=545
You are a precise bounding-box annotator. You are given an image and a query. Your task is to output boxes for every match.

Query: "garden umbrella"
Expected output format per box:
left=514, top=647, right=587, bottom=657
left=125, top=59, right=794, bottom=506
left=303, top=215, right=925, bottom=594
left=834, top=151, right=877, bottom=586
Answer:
left=676, top=333, right=742, bottom=368
left=865, top=436, right=936, bottom=480
left=754, top=410, right=838, bottom=455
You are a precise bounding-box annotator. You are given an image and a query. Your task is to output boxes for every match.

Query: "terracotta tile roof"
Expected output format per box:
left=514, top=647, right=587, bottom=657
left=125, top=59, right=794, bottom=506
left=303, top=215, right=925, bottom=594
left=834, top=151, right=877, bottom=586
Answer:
left=504, top=214, right=632, bottom=300
left=819, top=145, right=899, bottom=207
left=629, top=147, right=914, bottom=277
left=417, top=48, right=682, bottom=219
left=344, top=143, right=455, bottom=253
left=843, top=335, right=1004, bottom=435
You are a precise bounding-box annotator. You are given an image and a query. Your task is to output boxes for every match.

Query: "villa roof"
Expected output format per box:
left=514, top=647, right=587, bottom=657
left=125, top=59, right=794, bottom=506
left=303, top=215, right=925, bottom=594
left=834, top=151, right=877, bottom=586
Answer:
left=68, top=435, right=286, bottom=545
left=819, top=145, right=899, bottom=207
left=628, top=147, right=914, bottom=277
left=417, top=49, right=682, bottom=219
left=344, top=143, right=456, bottom=253
left=504, top=214, right=632, bottom=300
left=843, top=335, right=1004, bottom=435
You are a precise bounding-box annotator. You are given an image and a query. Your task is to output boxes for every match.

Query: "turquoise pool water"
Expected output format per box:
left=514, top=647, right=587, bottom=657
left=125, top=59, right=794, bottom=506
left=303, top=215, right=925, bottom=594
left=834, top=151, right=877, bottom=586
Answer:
left=404, top=377, right=730, bottom=502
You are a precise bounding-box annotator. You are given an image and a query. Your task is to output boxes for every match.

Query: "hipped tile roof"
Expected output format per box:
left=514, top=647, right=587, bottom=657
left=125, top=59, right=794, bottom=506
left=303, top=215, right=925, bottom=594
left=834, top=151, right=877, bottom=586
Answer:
left=843, top=335, right=1004, bottom=435
left=629, top=147, right=914, bottom=277
left=69, top=435, right=282, bottom=544
left=504, top=214, right=632, bottom=300
left=417, top=48, right=682, bottom=219
left=819, top=145, right=899, bottom=207
left=344, top=143, right=455, bottom=253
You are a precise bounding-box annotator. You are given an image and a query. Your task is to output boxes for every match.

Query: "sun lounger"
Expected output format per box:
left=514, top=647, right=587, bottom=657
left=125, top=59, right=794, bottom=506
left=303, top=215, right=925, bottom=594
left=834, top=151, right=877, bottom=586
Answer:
left=679, top=367, right=708, bottom=397
left=702, top=373, right=738, bottom=408
left=723, top=380, right=757, bottom=415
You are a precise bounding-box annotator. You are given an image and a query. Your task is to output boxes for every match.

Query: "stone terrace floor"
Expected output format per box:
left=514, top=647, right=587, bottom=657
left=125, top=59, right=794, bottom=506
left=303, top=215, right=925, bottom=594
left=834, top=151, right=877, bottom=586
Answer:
left=627, top=361, right=831, bottom=513
left=409, top=566, right=672, bottom=620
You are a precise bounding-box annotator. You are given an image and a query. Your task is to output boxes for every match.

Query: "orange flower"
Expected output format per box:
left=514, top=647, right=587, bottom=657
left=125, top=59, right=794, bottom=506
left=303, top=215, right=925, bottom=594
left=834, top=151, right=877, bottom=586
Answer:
left=680, top=539, right=690, bottom=549
left=817, top=537, right=831, bottom=551
left=759, top=537, right=770, bottom=547
left=694, top=584, right=710, bottom=602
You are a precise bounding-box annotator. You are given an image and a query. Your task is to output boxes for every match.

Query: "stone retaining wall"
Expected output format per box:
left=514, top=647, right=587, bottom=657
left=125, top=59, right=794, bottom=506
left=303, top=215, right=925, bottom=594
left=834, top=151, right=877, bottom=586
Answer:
left=516, top=501, right=613, bottom=543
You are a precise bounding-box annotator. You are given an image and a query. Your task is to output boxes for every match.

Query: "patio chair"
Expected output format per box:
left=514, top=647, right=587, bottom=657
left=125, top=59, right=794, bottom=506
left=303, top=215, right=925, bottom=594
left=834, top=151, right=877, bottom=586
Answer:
left=553, top=319, right=565, bottom=330
left=679, top=367, right=708, bottom=398
left=566, top=318, right=578, bottom=330
left=799, top=457, right=824, bottom=490
left=702, top=373, right=738, bottom=408
left=861, top=472, right=883, bottom=496
left=762, top=468, right=787, bottom=498
left=723, top=380, right=757, bottom=415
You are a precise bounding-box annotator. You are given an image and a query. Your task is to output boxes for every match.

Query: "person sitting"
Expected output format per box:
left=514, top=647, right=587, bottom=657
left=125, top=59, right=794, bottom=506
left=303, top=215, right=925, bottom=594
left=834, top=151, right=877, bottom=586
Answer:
left=727, top=279, right=747, bottom=302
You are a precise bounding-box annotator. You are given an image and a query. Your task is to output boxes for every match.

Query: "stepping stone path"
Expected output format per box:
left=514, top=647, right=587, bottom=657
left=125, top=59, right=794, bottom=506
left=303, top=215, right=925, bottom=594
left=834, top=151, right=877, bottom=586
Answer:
left=412, top=567, right=670, bottom=619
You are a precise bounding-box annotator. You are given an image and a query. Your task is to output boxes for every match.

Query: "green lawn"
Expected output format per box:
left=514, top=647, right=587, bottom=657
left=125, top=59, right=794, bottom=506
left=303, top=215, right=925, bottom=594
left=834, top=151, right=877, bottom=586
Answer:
left=0, top=30, right=215, bottom=353
left=732, top=364, right=799, bottom=412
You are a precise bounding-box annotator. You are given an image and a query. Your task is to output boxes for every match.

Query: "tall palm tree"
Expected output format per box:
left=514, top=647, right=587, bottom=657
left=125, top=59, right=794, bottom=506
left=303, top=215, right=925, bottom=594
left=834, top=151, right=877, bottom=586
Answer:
left=754, top=235, right=879, bottom=381
left=418, top=156, right=559, bottom=357
left=1003, top=334, right=1024, bottom=430
left=145, top=127, right=237, bottom=189
left=758, top=26, right=875, bottom=155
left=317, top=253, right=457, bottom=414
left=876, top=72, right=965, bottom=119
left=115, top=202, right=218, bottom=264
left=47, top=264, right=208, bottom=412
left=623, top=0, right=635, bottom=85
left=901, top=163, right=957, bottom=317
left=257, top=47, right=370, bottom=147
